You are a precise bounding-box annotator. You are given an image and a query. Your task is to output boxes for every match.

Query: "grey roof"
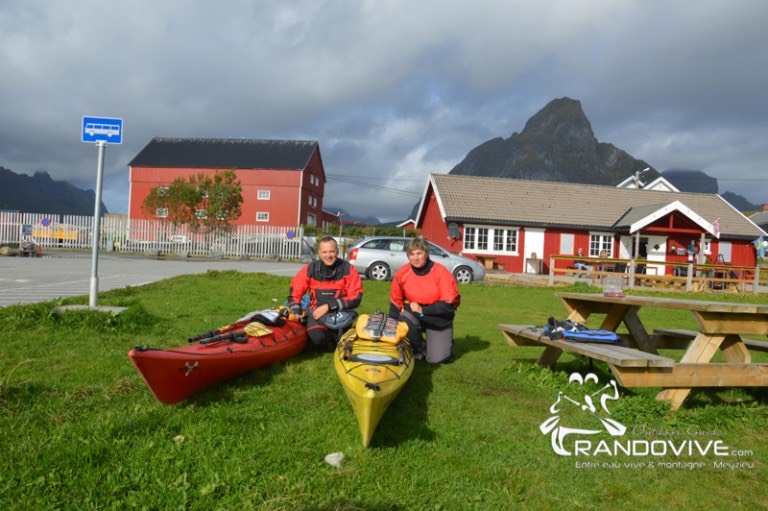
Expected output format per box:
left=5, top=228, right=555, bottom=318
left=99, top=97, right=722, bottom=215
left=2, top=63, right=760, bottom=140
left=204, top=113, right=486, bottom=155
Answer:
left=749, top=210, right=768, bottom=227
left=613, top=203, right=675, bottom=229
left=128, top=138, right=319, bottom=170
left=428, top=174, right=766, bottom=239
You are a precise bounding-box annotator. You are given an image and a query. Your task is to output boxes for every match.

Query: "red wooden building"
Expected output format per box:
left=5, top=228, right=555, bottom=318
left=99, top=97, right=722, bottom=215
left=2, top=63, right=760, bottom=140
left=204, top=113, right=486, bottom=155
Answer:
left=128, top=138, right=326, bottom=226
left=415, top=174, right=766, bottom=275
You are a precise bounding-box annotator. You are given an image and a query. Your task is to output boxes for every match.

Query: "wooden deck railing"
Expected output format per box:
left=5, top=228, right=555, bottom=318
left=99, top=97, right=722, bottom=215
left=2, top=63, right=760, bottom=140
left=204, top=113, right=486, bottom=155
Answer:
left=547, top=254, right=762, bottom=294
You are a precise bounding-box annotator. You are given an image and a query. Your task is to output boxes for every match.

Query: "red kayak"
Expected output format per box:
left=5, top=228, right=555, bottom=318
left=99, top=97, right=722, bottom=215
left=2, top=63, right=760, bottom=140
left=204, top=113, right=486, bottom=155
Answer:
left=129, top=311, right=307, bottom=404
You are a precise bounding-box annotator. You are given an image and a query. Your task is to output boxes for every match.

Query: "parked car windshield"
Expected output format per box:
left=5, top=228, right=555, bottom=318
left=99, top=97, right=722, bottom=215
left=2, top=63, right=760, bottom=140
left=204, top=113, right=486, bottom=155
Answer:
left=361, top=239, right=390, bottom=250
left=427, top=242, right=447, bottom=257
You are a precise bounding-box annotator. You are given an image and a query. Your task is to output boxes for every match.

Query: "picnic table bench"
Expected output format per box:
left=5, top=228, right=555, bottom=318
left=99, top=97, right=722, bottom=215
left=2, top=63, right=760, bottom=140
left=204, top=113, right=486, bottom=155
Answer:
left=652, top=328, right=768, bottom=353
left=498, top=324, right=675, bottom=368
left=499, top=292, right=768, bottom=410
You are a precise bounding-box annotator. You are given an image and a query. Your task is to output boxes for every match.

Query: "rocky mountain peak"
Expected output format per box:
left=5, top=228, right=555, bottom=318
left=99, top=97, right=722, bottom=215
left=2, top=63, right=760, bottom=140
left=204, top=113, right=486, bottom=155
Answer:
left=0, top=166, right=107, bottom=215
left=449, top=96, right=657, bottom=185
left=441, top=97, right=762, bottom=214
left=521, top=97, right=596, bottom=147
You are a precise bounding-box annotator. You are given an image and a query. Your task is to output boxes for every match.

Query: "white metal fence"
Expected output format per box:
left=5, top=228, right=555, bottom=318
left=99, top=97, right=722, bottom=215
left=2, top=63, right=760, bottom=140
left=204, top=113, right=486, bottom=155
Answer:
left=0, top=211, right=310, bottom=260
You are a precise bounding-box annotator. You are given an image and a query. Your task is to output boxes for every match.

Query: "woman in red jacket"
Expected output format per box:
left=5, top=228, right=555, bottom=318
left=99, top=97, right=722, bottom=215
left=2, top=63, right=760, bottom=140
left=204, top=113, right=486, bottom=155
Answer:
left=389, top=238, right=460, bottom=364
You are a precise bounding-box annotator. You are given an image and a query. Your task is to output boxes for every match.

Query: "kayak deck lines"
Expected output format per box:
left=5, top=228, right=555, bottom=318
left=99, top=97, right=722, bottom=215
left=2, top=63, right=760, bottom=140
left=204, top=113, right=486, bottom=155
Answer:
left=334, top=322, right=414, bottom=447
left=128, top=310, right=308, bottom=404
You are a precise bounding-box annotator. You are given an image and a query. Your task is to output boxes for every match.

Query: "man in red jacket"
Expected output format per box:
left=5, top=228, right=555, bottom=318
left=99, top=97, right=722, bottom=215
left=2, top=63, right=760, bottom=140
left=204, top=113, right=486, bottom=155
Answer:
left=288, top=236, right=364, bottom=351
left=389, top=238, right=460, bottom=364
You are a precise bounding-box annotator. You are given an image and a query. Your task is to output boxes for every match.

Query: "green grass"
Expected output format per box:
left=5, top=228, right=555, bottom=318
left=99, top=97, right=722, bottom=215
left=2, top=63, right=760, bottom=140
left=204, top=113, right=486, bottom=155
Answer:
left=1, top=272, right=767, bottom=510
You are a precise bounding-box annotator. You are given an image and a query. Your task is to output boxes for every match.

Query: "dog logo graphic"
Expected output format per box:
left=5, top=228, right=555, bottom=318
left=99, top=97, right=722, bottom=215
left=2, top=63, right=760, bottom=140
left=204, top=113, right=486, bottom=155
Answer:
left=540, top=372, right=626, bottom=455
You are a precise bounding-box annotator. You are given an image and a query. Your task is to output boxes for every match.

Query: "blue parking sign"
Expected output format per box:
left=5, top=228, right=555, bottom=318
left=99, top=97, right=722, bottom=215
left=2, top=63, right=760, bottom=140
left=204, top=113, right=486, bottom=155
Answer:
left=82, top=116, right=123, bottom=144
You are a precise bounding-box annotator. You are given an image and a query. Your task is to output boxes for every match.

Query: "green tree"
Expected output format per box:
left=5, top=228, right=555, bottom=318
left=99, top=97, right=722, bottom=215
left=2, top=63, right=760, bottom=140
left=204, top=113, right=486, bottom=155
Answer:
left=142, top=176, right=202, bottom=226
left=199, top=169, right=243, bottom=230
left=142, top=169, right=243, bottom=230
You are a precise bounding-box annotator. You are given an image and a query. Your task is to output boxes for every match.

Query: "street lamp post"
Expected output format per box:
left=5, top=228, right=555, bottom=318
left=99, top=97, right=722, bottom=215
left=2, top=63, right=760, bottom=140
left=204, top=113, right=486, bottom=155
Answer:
left=633, top=167, right=650, bottom=189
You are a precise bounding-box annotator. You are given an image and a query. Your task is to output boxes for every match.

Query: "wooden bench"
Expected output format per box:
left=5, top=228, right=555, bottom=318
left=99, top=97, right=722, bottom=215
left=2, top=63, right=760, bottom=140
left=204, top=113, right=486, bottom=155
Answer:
left=652, top=328, right=768, bottom=353
left=477, top=256, right=496, bottom=270
left=498, top=324, right=675, bottom=368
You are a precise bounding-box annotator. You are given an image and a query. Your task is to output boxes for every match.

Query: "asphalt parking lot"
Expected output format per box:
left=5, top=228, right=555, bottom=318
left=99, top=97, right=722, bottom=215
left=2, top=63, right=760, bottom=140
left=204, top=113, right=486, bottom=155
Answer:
left=0, top=251, right=304, bottom=308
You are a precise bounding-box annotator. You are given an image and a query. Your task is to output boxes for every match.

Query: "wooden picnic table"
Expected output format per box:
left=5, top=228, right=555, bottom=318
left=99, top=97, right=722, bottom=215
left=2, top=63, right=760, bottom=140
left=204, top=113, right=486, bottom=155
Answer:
left=499, top=292, right=768, bottom=410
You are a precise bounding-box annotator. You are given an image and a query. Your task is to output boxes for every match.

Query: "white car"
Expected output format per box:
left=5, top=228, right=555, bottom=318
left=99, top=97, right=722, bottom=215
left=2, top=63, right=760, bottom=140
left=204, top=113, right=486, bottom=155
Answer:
left=345, top=236, right=485, bottom=283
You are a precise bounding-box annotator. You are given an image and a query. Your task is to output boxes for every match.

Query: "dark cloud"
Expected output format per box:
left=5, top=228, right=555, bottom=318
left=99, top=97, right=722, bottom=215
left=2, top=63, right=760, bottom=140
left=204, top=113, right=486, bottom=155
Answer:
left=1, top=0, right=767, bottom=222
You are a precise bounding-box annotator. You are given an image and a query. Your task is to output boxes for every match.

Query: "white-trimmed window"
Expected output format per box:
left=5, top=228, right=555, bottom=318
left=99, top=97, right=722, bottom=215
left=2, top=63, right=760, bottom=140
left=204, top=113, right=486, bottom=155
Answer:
left=493, top=228, right=517, bottom=252
left=194, top=209, right=207, bottom=219
left=307, top=213, right=317, bottom=226
left=256, top=212, right=269, bottom=222
left=464, top=225, right=518, bottom=254
left=257, top=190, right=270, bottom=200
left=589, top=233, right=614, bottom=257
left=156, top=208, right=168, bottom=218
left=157, top=187, right=169, bottom=197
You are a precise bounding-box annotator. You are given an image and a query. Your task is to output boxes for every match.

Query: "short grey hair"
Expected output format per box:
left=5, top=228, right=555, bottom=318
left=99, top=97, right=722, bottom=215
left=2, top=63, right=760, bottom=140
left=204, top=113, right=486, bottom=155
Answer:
left=405, top=237, right=429, bottom=255
left=318, top=236, right=338, bottom=250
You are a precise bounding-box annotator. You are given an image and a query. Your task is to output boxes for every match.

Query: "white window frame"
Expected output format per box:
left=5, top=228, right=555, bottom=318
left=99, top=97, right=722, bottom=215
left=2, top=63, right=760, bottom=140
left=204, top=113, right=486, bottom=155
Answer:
left=589, top=232, right=614, bottom=257
left=463, top=224, right=519, bottom=255
left=156, top=208, right=168, bottom=218
left=307, top=213, right=317, bottom=226
left=194, top=209, right=207, bottom=219
left=257, top=190, right=270, bottom=200
left=256, top=212, right=269, bottom=222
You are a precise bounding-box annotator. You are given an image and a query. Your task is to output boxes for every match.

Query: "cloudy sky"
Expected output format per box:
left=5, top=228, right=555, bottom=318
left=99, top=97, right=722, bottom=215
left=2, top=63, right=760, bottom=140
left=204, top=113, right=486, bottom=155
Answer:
left=2, top=0, right=767, bottom=222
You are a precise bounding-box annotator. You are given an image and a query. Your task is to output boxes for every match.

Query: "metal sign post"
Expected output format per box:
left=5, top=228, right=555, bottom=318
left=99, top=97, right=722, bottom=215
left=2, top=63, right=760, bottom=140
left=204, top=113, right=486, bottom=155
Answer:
left=89, top=140, right=106, bottom=307
left=82, top=116, right=123, bottom=308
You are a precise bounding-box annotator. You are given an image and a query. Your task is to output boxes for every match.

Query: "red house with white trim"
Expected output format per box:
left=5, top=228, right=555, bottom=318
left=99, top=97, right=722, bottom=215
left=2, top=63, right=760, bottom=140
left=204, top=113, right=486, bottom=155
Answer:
left=128, top=138, right=326, bottom=226
left=415, top=174, right=766, bottom=275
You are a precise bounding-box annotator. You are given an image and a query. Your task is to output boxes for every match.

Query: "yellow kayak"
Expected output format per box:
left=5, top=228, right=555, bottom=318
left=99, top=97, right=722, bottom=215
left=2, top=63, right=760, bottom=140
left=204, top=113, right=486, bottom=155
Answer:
left=334, top=314, right=414, bottom=447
